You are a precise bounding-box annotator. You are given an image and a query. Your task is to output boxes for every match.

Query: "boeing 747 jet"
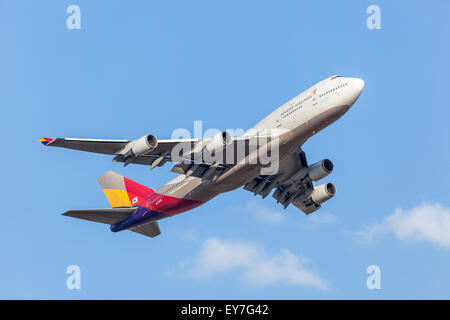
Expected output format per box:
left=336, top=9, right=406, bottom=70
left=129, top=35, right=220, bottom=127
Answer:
left=39, top=75, right=364, bottom=238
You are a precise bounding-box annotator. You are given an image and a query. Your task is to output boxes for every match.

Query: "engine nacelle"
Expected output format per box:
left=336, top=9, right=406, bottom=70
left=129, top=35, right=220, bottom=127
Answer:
left=308, top=159, right=333, bottom=182
left=204, top=131, right=232, bottom=153
left=129, top=134, right=158, bottom=157
left=310, top=182, right=337, bottom=204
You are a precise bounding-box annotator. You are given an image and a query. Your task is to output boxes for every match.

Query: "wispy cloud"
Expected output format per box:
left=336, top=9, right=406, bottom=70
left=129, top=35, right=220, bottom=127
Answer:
left=182, top=237, right=327, bottom=290
left=181, top=227, right=199, bottom=242
left=243, top=201, right=285, bottom=223
left=242, top=200, right=337, bottom=227
left=356, top=202, right=450, bottom=249
left=307, top=212, right=337, bottom=225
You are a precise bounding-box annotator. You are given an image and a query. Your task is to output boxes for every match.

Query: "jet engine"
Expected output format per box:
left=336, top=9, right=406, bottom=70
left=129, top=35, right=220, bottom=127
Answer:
left=128, top=134, right=158, bottom=157
left=204, top=131, right=232, bottom=153
left=310, top=182, right=337, bottom=204
left=308, top=159, right=334, bottom=182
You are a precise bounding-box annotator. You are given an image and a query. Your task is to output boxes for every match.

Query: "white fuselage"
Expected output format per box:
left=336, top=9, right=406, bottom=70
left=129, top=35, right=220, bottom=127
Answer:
left=153, top=76, right=364, bottom=214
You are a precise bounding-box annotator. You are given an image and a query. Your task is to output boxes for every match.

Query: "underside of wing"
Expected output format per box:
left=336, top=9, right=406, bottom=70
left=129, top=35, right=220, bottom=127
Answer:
left=42, top=138, right=131, bottom=155
left=40, top=133, right=254, bottom=170
left=129, top=221, right=161, bottom=238
left=62, top=208, right=138, bottom=224
left=243, top=148, right=336, bottom=214
left=112, top=136, right=252, bottom=168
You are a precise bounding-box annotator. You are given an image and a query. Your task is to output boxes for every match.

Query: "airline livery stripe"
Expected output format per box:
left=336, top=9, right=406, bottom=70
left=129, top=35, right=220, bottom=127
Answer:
left=102, top=189, right=132, bottom=208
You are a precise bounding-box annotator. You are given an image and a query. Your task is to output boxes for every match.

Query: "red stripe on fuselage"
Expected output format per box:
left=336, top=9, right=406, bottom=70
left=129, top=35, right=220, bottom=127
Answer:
left=137, top=191, right=203, bottom=216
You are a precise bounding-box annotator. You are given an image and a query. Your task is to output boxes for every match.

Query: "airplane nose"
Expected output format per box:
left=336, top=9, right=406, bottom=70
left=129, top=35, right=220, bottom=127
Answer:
left=353, top=78, right=365, bottom=92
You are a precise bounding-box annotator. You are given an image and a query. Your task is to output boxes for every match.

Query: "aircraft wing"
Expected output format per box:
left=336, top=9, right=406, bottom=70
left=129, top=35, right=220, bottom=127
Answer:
left=40, top=137, right=247, bottom=155
left=39, top=136, right=201, bottom=168
left=243, top=148, right=336, bottom=214
left=39, top=133, right=252, bottom=169
left=39, top=137, right=132, bottom=155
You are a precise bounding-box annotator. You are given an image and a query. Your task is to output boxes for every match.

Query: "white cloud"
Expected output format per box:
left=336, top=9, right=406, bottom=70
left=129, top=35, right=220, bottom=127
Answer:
left=187, top=237, right=327, bottom=290
left=242, top=200, right=337, bottom=227
left=354, top=221, right=388, bottom=243
left=181, top=228, right=199, bottom=242
left=243, top=201, right=285, bottom=223
left=356, top=202, right=450, bottom=249
left=307, top=212, right=337, bottom=225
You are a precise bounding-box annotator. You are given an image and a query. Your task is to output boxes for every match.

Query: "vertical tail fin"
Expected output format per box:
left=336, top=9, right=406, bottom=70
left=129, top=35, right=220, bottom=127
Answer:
left=98, top=171, right=154, bottom=208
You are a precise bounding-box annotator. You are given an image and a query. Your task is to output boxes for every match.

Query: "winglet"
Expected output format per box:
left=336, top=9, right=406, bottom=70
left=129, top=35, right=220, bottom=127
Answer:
left=38, top=137, right=54, bottom=146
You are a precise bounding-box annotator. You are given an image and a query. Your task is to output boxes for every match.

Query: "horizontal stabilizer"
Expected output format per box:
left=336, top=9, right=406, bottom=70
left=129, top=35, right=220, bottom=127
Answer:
left=62, top=208, right=138, bottom=225
left=129, top=221, right=161, bottom=238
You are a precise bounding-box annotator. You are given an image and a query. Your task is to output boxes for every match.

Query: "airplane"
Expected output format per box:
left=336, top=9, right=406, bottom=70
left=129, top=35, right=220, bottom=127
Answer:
left=39, top=75, right=364, bottom=238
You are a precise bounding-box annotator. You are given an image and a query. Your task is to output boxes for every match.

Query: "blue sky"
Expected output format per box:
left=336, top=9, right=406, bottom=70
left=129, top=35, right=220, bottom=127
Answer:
left=1, top=0, right=450, bottom=299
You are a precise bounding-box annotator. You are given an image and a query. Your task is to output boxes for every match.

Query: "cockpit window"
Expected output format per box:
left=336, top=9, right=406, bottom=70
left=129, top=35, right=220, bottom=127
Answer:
left=330, top=75, right=342, bottom=80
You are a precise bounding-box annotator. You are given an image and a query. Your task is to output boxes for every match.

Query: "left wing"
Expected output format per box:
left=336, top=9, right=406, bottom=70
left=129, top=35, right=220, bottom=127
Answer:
left=243, top=148, right=336, bottom=214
